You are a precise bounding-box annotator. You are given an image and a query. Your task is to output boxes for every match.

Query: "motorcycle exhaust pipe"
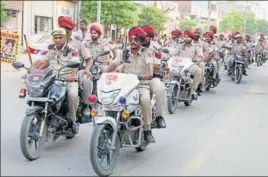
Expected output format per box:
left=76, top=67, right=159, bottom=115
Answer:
left=54, top=115, right=69, bottom=127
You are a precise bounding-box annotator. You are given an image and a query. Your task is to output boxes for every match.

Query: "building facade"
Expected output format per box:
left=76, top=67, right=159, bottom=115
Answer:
left=1, top=1, right=23, bottom=33
left=23, top=1, right=78, bottom=38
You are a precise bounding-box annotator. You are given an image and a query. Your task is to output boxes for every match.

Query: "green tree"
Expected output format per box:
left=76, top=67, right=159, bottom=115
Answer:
left=245, top=11, right=258, bottom=35
left=138, top=6, right=167, bottom=33
left=220, top=10, right=244, bottom=32
left=257, top=19, right=268, bottom=35
left=1, top=2, right=8, bottom=25
left=179, top=19, right=197, bottom=31
left=81, top=1, right=138, bottom=29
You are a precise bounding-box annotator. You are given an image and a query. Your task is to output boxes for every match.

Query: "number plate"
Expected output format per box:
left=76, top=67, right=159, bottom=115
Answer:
left=26, top=96, right=49, bottom=102
left=97, top=105, right=105, bottom=115
left=98, top=105, right=122, bottom=112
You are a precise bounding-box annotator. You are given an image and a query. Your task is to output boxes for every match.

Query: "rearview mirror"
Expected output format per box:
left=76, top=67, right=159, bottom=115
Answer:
left=12, top=62, right=25, bottom=69
left=162, top=48, right=170, bottom=53
left=66, top=61, right=81, bottom=68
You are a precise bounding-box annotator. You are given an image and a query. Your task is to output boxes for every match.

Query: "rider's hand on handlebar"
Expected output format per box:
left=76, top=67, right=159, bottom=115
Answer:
left=143, top=74, right=152, bottom=80
left=83, top=70, right=92, bottom=78
left=196, top=54, right=204, bottom=64
left=66, top=74, right=74, bottom=82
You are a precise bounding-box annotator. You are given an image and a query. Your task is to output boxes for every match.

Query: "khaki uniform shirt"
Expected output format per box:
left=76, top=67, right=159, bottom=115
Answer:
left=68, top=35, right=82, bottom=54
left=255, top=40, right=267, bottom=53
left=173, top=42, right=203, bottom=62
left=216, top=39, right=226, bottom=49
left=194, top=39, right=212, bottom=58
left=208, top=41, right=220, bottom=60
left=39, top=43, right=79, bottom=77
left=112, top=48, right=154, bottom=87
left=82, top=39, right=111, bottom=65
left=232, top=42, right=247, bottom=54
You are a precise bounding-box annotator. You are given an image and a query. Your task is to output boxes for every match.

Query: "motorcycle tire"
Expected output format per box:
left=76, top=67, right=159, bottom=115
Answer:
left=184, top=89, right=193, bottom=106
left=167, top=85, right=178, bottom=114
left=257, top=56, right=260, bottom=67
left=90, top=124, right=120, bottom=177
left=20, top=115, right=47, bottom=161
left=205, top=84, right=211, bottom=91
left=235, top=66, right=243, bottom=84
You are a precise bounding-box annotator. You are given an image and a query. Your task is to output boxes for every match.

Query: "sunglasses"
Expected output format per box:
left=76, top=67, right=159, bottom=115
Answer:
left=129, top=37, right=141, bottom=43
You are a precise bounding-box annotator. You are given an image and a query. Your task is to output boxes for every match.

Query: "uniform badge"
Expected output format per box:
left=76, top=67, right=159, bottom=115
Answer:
left=147, top=50, right=153, bottom=57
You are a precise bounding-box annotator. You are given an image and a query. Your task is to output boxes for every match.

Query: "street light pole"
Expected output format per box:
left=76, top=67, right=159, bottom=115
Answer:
left=207, top=0, right=212, bottom=30
left=97, top=1, right=101, bottom=23
left=243, top=1, right=248, bottom=35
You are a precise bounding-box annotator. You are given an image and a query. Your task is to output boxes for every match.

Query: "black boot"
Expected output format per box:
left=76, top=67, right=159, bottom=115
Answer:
left=72, top=121, right=79, bottom=134
left=196, top=84, right=203, bottom=96
left=144, top=130, right=155, bottom=143
left=156, top=116, right=166, bottom=128
left=243, top=67, right=248, bottom=76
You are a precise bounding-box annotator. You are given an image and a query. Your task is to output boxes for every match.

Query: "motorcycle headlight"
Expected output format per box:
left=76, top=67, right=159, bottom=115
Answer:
left=100, top=90, right=120, bottom=105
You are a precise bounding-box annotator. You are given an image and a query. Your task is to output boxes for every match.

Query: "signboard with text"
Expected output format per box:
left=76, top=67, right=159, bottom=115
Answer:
left=0, top=32, right=21, bottom=63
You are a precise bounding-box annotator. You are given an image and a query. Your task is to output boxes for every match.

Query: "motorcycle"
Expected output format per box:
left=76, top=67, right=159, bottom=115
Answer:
left=152, top=48, right=170, bottom=81
left=204, top=60, right=221, bottom=91
left=12, top=60, right=87, bottom=161
left=228, top=51, right=246, bottom=84
left=165, top=57, right=195, bottom=114
left=255, top=49, right=267, bottom=67
left=88, top=72, right=159, bottom=176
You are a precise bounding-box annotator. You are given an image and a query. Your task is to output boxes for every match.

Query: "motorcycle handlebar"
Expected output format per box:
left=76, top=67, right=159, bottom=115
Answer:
left=54, top=78, right=78, bottom=82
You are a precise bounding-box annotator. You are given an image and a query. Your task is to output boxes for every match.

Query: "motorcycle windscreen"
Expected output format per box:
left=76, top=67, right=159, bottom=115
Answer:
left=97, top=72, right=140, bottom=98
left=167, top=57, right=193, bottom=72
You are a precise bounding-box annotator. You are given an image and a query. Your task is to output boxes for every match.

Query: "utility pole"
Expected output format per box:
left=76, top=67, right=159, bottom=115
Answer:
left=97, top=1, right=101, bottom=23
left=77, top=1, right=82, bottom=31
left=243, top=1, right=248, bottom=35
left=207, top=0, right=212, bottom=30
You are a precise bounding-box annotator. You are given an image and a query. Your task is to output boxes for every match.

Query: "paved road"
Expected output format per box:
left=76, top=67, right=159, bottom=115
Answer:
left=1, top=63, right=268, bottom=176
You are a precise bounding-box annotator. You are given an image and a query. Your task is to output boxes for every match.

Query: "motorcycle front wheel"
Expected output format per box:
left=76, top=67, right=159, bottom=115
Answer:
left=90, top=124, right=120, bottom=177
left=20, top=115, right=47, bottom=161
left=235, top=66, right=243, bottom=84
left=257, top=56, right=260, bottom=66
left=167, top=84, right=179, bottom=114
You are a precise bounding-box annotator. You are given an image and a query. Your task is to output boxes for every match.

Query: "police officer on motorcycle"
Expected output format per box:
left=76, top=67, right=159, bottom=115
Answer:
left=105, top=26, right=156, bottom=143
left=140, top=24, right=166, bottom=129
left=33, top=28, right=81, bottom=134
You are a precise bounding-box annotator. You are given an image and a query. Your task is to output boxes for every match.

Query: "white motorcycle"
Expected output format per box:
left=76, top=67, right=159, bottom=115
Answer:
left=88, top=72, right=158, bottom=176
left=165, top=57, right=195, bottom=114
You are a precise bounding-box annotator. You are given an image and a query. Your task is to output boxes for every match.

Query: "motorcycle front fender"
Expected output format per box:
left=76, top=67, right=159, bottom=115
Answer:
left=166, top=81, right=179, bottom=97
left=25, top=106, right=44, bottom=116
left=94, top=116, right=116, bottom=130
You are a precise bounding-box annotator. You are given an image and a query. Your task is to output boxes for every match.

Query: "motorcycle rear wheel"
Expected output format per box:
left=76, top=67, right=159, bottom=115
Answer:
left=257, top=56, right=260, bottom=67
left=20, top=115, right=47, bottom=161
left=184, top=89, right=193, bottom=106
left=90, top=124, right=120, bottom=177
